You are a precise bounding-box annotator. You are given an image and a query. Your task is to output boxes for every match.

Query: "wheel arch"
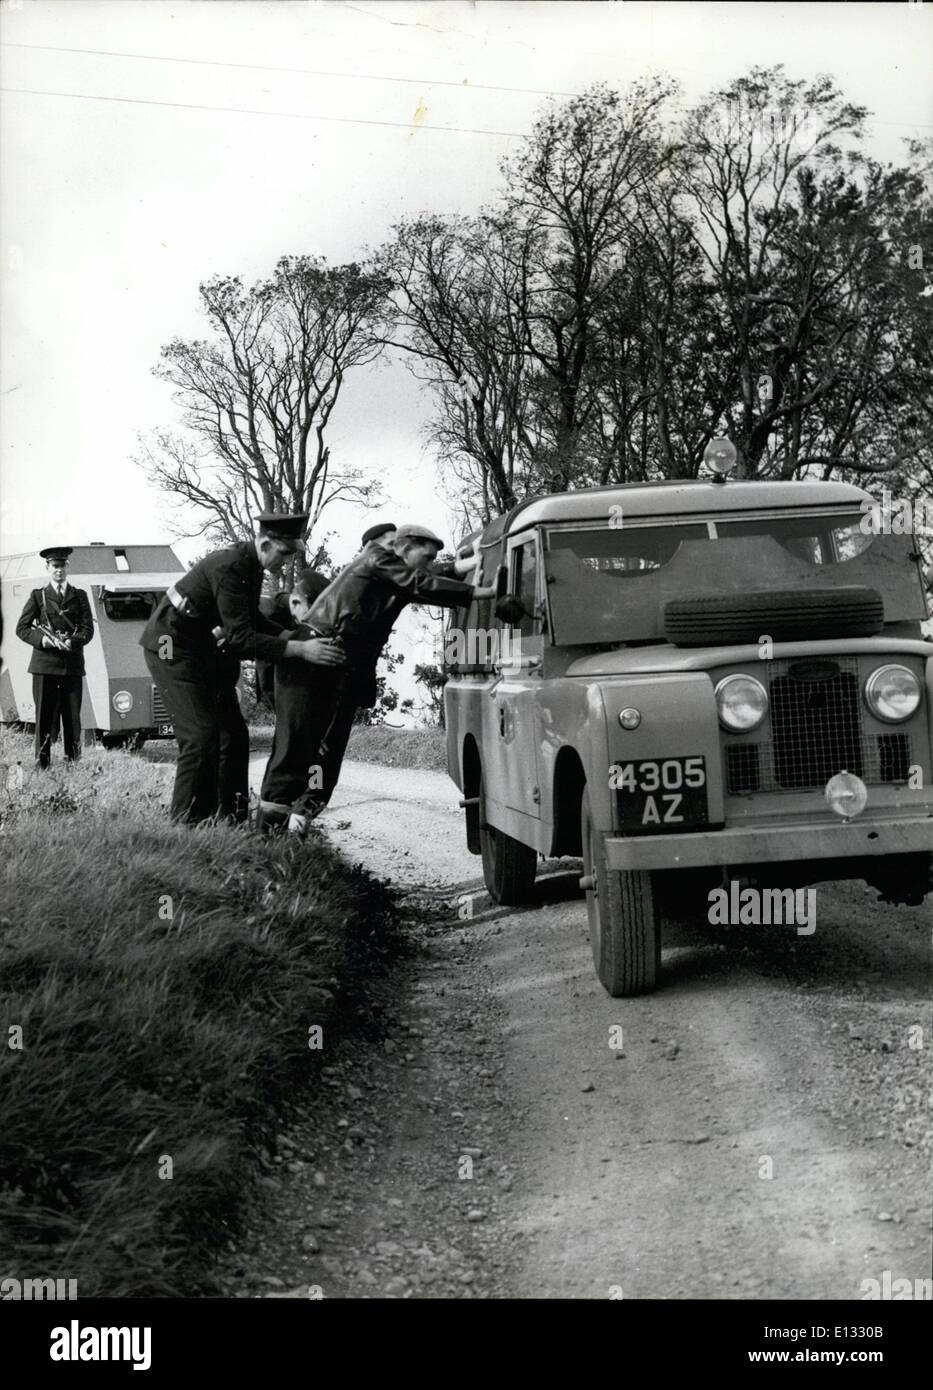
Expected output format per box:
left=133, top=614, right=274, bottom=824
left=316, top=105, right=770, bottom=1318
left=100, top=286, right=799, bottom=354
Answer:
left=462, top=733, right=482, bottom=854
left=550, top=745, right=587, bottom=858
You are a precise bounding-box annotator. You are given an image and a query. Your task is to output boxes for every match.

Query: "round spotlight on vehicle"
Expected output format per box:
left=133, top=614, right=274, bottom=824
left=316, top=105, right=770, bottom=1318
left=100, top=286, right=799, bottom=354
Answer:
left=825, top=771, right=868, bottom=820
left=714, top=674, right=768, bottom=732
left=112, top=690, right=134, bottom=715
left=703, top=437, right=737, bottom=480
left=618, top=707, right=642, bottom=730
left=864, top=664, right=921, bottom=723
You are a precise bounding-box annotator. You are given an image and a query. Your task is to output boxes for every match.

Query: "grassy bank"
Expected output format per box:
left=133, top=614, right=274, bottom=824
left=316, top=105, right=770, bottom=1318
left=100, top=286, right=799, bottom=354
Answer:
left=0, top=730, right=401, bottom=1296
left=346, top=724, right=447, bottom=772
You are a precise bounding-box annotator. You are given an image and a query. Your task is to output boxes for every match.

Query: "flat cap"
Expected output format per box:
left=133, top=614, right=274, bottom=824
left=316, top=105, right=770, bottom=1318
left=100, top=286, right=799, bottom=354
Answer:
left=395, top=522, right=445, bottom=549
left=361, top=522, right=397, bottom=547
left=256, top=512, right=308, bottom=550
left=39, top=546, right=73, bottom=561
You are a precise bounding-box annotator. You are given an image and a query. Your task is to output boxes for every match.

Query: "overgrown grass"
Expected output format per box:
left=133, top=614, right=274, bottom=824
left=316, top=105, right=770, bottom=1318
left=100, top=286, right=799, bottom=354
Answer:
left=346, top=724, right=447, bottom=772
left=0, top=730, right=402, bottom=1296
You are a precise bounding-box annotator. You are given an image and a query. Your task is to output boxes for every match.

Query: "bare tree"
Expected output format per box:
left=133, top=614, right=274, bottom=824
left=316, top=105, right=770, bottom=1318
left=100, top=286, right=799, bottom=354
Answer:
left=138, top=255, right=391, bottom=543
left=382, top=80, right=677, bottom=519
left=386, top=70, right=931, bottom=530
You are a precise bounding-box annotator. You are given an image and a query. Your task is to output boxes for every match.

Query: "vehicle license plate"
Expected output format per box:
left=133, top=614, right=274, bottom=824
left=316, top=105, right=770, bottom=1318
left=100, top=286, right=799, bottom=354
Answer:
left=613, top=756, right=709, bottom=833
left=158, top=722, right=174, bottom=737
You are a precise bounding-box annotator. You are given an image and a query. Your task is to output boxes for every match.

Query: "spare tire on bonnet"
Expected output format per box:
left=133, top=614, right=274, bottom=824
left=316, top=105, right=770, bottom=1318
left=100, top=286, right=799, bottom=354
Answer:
left=663, top=587, right=885, bottom=647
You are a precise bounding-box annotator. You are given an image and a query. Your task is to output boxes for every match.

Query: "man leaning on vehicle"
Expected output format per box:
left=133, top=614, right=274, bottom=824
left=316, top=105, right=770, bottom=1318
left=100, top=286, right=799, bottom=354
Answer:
left=261, top=522, right=495, bottom=831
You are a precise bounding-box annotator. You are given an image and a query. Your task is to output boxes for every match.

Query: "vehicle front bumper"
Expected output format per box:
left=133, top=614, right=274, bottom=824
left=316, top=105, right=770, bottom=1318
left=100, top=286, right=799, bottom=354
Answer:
left=604, top=814, right=933, bottom=872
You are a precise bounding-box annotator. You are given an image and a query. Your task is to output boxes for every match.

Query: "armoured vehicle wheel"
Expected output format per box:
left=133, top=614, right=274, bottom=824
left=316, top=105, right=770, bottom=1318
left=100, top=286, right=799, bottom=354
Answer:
left=479, top=772, right=537, bottom=905
left=581, top=787, right=661, bottom=996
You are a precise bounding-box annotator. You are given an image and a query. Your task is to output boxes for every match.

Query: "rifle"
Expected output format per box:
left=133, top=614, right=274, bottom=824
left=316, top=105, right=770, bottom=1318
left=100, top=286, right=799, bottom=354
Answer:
left=36, top=590, right=77, bottom=651
left=35, top=621, right=72, bottom=652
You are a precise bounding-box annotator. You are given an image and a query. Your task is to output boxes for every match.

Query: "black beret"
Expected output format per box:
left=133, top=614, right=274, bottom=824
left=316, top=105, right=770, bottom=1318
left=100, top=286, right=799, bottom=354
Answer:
left=361, top=522, right=397, bottom=547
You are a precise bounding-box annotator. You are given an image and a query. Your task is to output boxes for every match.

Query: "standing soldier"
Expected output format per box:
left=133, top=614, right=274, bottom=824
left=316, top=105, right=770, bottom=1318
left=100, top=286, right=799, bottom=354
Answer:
left=140, top=513, right=343, bottom=826
left=15, top=546, right=95, bottom=768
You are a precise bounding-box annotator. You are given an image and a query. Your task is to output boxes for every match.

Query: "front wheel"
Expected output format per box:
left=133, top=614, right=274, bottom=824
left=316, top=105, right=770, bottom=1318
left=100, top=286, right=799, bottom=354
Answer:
left=580, top=787, right=661, bottom=996
left=479, top=772, right=537, bottom=905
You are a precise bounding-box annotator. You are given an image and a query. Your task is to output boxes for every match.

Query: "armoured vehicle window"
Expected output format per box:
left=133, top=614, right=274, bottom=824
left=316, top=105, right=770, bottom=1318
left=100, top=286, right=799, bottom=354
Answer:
left=102, top=591, right=161, bottom=621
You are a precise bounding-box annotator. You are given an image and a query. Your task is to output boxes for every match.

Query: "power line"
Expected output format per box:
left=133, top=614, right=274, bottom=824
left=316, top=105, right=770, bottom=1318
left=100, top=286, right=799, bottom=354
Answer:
left=0, top=40, right=579, bottom=100
left=4, top=43, right=928, bottom=134
left=0, top=86, right=524, bottom=137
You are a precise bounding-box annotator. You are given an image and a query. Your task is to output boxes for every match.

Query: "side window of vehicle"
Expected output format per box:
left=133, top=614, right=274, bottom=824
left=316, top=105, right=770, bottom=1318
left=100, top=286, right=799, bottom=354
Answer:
left=511, top=540, right=540, bottom=639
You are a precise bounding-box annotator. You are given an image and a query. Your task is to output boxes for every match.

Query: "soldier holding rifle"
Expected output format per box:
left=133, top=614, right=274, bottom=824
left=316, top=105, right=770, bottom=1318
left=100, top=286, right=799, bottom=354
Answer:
left=15, top=546, right=95, bottom=768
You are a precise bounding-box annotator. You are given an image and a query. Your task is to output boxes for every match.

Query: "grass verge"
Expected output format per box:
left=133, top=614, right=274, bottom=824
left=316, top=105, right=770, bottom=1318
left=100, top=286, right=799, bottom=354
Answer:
left=345, top=724, right=447, bottom=772
left=0, top=730, right=403, bottom=1296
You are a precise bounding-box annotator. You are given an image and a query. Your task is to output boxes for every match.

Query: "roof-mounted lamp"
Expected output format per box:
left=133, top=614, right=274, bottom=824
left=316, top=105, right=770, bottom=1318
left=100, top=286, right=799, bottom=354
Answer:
left=704, top=437, right=737, bottom=484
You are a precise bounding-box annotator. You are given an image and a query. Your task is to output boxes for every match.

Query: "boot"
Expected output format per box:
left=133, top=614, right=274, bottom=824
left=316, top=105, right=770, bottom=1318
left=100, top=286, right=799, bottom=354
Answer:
left=256, top=799, right=291, bottom=834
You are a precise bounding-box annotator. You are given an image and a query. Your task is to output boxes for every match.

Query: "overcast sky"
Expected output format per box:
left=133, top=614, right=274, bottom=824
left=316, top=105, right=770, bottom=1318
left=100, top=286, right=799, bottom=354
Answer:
left=2, top=0, right=931, bottom=708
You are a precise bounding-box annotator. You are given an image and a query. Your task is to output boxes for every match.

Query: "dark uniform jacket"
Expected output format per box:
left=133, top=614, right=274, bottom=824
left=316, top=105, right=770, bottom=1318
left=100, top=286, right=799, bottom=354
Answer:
left=16, top=583, right=95, bottom=675
left=305, top=546, right=474, bottom=706
left=139, top=541, right=287, bottom=663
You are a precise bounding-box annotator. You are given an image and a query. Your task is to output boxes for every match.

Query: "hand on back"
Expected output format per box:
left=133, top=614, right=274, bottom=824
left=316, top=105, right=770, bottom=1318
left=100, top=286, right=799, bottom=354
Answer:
left=297, top=637, right=345, bottom=666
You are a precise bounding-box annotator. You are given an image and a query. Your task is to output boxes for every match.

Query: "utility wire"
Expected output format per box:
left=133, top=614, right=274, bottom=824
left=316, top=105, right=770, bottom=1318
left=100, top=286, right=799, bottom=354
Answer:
left=4, top=44, right=928, bottom=134
left=0, top=86, right=524, bottom=137
left=0, top=40, right=580, bottom=100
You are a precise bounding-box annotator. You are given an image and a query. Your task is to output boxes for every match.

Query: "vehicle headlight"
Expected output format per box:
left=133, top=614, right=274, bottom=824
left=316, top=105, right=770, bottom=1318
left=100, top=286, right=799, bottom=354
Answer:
left=715, top=674, right=768, bottom=732
left=112, top=690, right=134, bottom=714
left=864, top=665, right=920, bottom=723
left=825, top=771, right=868, bottom=820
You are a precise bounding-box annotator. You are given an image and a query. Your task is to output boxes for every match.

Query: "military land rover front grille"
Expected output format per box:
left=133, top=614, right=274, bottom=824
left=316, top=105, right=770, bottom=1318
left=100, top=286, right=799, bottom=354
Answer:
left=724, top=658, right=915, bottom=794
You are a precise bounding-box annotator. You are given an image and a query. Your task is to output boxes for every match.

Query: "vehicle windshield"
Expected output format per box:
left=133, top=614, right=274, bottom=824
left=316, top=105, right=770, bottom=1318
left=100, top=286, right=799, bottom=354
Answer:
left=101, top=590, right=162, bottom=621
left=547, top=523, right=707, bottom=576
left=545, top=512, right=926, bottom=646
left=714, top=513, right=873, bottom=563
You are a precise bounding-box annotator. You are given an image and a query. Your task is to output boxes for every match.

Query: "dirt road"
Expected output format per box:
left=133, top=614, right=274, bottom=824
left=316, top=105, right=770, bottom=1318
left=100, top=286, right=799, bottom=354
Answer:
left=235, top=756, right=931, bottom=1300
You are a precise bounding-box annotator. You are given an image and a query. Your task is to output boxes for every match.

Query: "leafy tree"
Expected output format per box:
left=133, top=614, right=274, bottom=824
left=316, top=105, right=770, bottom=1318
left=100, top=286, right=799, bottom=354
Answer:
left=411, top=662, right=447, bottom=728
left=354, top=649, right=405, bottom=727
left=382, top=79, right=677, bottom=521
left=383, top=70, right=932, bottom=532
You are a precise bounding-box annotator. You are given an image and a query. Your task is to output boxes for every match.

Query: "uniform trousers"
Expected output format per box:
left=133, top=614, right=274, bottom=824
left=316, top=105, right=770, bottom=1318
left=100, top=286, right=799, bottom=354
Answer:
left=33, top=673, right=83, bottom=767
left=144, top=646, right=249, bottom=824
left=260, top=664, right=347, bottom=812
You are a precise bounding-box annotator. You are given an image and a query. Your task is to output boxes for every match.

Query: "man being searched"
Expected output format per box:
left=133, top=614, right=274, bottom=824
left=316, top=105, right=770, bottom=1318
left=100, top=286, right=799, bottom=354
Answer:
left=140, top=513, right=343, bottom=826
left=256, top=572, right=347, bottom=831
left=255, top=569, right=331, bottom=711
left=262, top=522, right=494, bottom=832
left=15, top=546, right=95, bottom=768
left=360, top=519, right=459, bottom=576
